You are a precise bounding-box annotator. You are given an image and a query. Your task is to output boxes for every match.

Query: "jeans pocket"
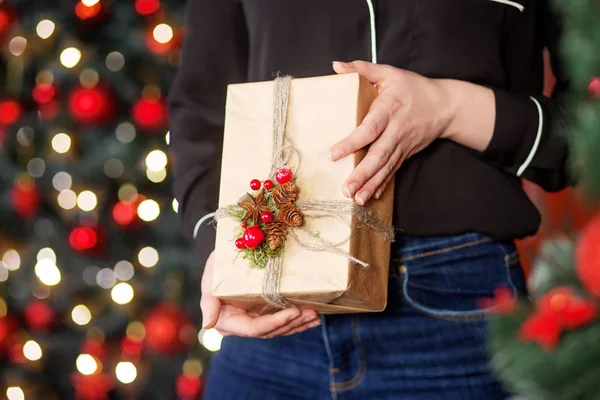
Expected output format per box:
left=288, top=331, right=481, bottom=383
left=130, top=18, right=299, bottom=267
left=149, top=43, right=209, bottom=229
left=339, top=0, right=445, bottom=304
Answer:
left=396, top=236, right=526, bottom=321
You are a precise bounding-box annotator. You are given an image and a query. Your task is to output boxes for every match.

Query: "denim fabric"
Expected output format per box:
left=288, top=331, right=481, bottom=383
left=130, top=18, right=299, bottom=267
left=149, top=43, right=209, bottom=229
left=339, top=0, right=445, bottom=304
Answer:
left=204, top=233, right=528, bottom=400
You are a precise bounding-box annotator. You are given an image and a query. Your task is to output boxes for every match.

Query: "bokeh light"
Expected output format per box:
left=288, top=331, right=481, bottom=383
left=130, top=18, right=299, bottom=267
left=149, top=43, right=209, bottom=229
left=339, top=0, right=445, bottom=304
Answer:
left=6, top=387, right=24, bottom=400
left=76, top=354, right=98, bottom=375
left=77, top=191, right=97, bottom=211
left=72, top=305, right=92, bottom=326
left=58, top=190, right=77, bottom=210
left=116, top=361, right=137, bottom=384
left=106, top=51, right=125, bottom=72
left=114, top=261, right=134, bottom=281
left=35, top=259, right=61, bottom=286
left=60, top=47, right=82, bottom=68
left=52, top=172, right=73, bottom=191
left=111, top=283, right=134, bottom=305
left=198, top=329, right=223, bottom=352
left=153, top=23, right=173, bottom=44
left=146, top=168, right=167, bottom=183
left=3, top=249, right=21, bottom=271
left=51, top=133, right=72, bottom=153
left=37, top=19, right=56, bottom=39
left=137, top=199, right=160, bottom=221
left=37, top=247, right=57, bottom=263
left=96, top=268, right=116, bottom=289
left=145, top=150, right=168, bottom=171
left=138, top=247, right=159, bottom=268
left=27, top=158, right=45, bottom=178
left=9, top=36, right=27, bottom=56
left=23, top=340, right=43, bottom=361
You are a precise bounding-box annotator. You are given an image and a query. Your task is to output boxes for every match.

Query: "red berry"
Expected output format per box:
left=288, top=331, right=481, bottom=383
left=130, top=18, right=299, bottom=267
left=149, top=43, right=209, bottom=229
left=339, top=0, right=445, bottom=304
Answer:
left=275, top=167, right=293, bottom=184
left=260, top=211, right=274, bottom=223
left=243, top=226, right=266, bottom=250
left=263, top=180, right=274, bottom=190
left=235, top=238, right=245, bottom=249
left=250, top=179, right=261, bottom=190
left=241, top=222, right=247, bottom=229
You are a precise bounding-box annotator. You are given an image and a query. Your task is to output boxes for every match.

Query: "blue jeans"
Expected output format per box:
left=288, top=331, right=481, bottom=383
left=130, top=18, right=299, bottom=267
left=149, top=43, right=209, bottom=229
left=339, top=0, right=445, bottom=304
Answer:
left=204, top=233, right=528, bottom=400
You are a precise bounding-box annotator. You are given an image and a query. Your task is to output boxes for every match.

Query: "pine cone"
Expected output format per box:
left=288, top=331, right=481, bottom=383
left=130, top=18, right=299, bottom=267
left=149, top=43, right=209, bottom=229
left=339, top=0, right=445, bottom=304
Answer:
left=278, top=204, right=303, bottom=227
left=266, top=218, right=288, bottom=251
left=272, top=182, right=298, bottom=208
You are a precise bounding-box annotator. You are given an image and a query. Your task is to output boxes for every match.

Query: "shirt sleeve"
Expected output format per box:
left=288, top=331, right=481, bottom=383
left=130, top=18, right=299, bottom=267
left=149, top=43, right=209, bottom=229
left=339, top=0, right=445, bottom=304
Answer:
left=480, top=0, right=572, bottom=192
left=168, top=0, right=248, bottom=265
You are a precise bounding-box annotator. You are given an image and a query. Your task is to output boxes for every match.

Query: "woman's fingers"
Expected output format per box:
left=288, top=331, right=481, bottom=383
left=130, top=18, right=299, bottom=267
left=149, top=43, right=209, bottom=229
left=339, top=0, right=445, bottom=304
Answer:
left=344, top=125, right=403, bottom=204
left=332, top=60, right=394, bottom=87
left=328, top=95, right=391, bottom=163
left=374, top=168, right=397, bottom=200
left=263, top=309, right=319, bottom=338
left=215, top=306, right=302, bottom=338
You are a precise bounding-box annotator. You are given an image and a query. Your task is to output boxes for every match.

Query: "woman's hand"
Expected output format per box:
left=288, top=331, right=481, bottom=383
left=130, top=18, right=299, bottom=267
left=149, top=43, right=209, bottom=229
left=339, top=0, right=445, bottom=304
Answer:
left=200, top=251, right=321, bottom=338
left=329, top=61, right=495, bottom=205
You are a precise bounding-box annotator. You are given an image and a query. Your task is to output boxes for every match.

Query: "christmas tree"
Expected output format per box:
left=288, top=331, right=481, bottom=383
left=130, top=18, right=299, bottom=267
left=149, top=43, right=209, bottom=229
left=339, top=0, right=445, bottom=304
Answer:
left=490, top=0, right=600, bottom=398
left=0, top=0, right=217, bottom=398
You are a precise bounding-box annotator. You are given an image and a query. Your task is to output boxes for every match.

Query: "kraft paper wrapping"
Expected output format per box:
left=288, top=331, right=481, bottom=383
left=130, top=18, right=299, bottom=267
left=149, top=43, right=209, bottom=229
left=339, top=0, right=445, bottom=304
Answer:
left=213, top=73, right=394, bottom=315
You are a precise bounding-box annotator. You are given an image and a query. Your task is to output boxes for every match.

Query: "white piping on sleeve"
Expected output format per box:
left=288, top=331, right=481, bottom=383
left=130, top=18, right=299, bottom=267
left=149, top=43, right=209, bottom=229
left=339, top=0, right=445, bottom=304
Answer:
left=516, top=97, right=543, bottom=177
left=193, top=212, right=216, bottom=240
left=365, top=0, right=378, bottom=64
left=489, top=0, right=525, bottom=12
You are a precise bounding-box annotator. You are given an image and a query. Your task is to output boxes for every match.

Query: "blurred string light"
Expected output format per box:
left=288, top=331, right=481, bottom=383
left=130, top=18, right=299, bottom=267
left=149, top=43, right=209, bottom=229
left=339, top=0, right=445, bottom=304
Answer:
left=77, top=190, right=97, bottom=212
left=153, top=23, right=173, bottom=44
left=3, top=250, right=21, bottom=271
left=138, top=247, right=158, bottom=268
left=58, top=190, right=77, bottom=210
left=35, top=259, right=61, bottom=286
left=172, top=198, right=179, bottom=213
left=96, top=268, right=116, bottom=289
left=27, top=158, right=45, bottom=178
left=0, top=264, right=8, bottom=282
left=145, top=150, right=167, bottom=171
left=198, top=329, right=223, bottom=352
left=82, top=0, right=100, bottom=6
left=36, top=19, right=55, bottom=39
left=165, top=131, right=170, bottom=144
left=0, top=298, right=7, bottom=317
left=6, top=387, right=24, bottom=400
left=51, top=133, right=72, bottom=154
left=37, top=247, right=56, bottom=263
left=80, top=69, right=99, bottom=88
left=23, top=340, right=43, bottom=361
left=36, top=70, right=54, bottom=85
left=137, top=199, right=160, bottom=221
left=114, top=261, right=134, bottom=281
left=9, top=36, right=27, bottom=56
left=135, top=0, right=160, bottom=15
left=76, top=0, right=101, bottom=19
left=116, top=361, right=137, bottom=384
left=115, top=122, right=135, bottom=143
left=118, top=184, right=138, bottom=202
left=72, top=305, right=92, bottom=326
left=146, top=168, right=166, bottom=183
left=183, top=359, right=204, bottom=377
left=104, top=158, right=124, bottom=179
left=52, top=172, right=72, bottom=191
left=76, top=354, right=98, bottom=375
left=82, top=265, right=100, bottom=286
left=60, top=47, right=82, bottom=68
left=16, top=127, right=35, bottom=146
left=126, top=321, right=146, bottom=340
left=111, top=283, right=134, bottom=305
left=106, top=51, right=125, bottom=72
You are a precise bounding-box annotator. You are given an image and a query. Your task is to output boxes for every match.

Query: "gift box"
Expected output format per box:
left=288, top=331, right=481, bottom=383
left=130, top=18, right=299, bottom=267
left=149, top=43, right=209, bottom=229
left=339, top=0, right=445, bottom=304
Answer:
left=213, top=73, right=394, bottom=315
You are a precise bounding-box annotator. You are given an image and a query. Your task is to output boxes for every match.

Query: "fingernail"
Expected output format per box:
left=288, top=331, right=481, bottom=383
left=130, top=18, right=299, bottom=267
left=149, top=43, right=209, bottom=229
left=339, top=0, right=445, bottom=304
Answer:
left=356, top=192, right=369, bottom=206
left=347, top=183, right=358, bottom=197
left=374, top=190, right=382, bottom=200
left=309, top=320, right=322, bottom=328
left=332, top=61, right=346, bottom=68
left=328, top=148, right=342, bottom=162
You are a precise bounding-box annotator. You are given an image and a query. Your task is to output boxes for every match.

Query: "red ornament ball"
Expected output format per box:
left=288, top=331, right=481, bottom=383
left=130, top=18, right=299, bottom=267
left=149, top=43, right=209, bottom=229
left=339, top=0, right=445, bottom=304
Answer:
left=10, top=183, right=40, bottom=220
left=275, top=167, right=293, bottom=184
left=235, top=238, right=245, bottom=249
left=241, top=222, right=247, bottom=229
left=260, top=211, right=273, bottom=223
left=0, top=100, right=22, bottom=125
left=589, top=77, right=600, bottom=99
left=24, top=300, right=54, bottom=331
left=144, top=304, right=190, bottom=353
left=112, top=201, right=137, bottom=226
left=243, top=226, right=266, bottom=250
left=264, top=179, right=274, bottom=189
left=68, top=85, right=114, bottom=125
left=135, top=0, right=160, bottom=15
left=69, top=226, right=98, bottom=251
left=71, top=372, right=113, bottom=400
left=576, top=213, right=600, bottom=297
left=250, top=179, right=261, bottom=190
left=132, top=98, right=168, bottom=132
left=33, top=83, right=56, bottom=104
left=176, top=374, right=203, bottom=399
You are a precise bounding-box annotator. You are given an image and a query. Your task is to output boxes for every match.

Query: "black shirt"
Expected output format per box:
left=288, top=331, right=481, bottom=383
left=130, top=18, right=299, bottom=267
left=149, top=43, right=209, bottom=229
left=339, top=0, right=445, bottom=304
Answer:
left=169, top=0, right=571, bottom=264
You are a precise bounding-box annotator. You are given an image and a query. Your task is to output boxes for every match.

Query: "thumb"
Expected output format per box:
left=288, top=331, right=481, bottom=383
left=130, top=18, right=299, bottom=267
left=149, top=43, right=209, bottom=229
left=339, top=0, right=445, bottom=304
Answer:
left=200, top=294, right=221, bottom=330
left=332, top=60, right=389, bottom=86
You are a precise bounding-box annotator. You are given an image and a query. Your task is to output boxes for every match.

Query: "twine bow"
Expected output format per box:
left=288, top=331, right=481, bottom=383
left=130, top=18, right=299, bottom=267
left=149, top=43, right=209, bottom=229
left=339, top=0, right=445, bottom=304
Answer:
left=217, top=76, right=394, bottom=309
